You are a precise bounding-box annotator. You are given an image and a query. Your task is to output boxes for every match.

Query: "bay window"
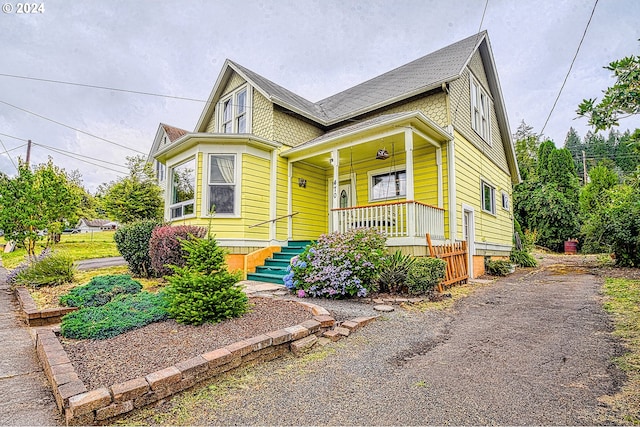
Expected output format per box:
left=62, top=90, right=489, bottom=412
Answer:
left=170, top=158, right=195, bottom=219
left=209, top=154, right=236, bottom=214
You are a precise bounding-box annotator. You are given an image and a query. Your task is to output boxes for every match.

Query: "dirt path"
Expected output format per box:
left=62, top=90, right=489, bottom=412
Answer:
left=139, top=254, right=625, bottom=425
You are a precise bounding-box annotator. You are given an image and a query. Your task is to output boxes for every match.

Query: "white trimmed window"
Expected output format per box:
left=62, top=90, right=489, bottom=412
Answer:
left=219, top=86, right=250, bottom=134
left=154, top=160, right=165, bottom=183
left=370, top=169, right=406, bottom=201
left=471, top=76, right=491, bottom=142
left=208, top=154, right=237, bottom=215
left=481, top=180, right=496, bottom=214
left=169, top=158, right=196, bottom=219
left=501, top=191, right=510, bottom=210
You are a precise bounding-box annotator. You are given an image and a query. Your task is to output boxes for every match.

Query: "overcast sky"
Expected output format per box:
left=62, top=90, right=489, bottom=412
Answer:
left=1, top=0, right=639, bottom=192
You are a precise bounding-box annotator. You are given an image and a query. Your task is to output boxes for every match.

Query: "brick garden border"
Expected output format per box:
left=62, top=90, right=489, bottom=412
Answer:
left=14, top=286, right=77, bottom=326
left=32, top=299, right=377, bottom=425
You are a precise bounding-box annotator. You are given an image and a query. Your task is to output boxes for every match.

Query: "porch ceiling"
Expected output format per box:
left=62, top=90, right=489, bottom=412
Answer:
left=281, top=111, right=451, bottom=167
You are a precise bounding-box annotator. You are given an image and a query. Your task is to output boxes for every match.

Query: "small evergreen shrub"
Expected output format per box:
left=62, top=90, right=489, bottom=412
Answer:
left=59, top=274, right=143, bottom=308
left=12, top=250, right=74, bottom=287
left=114, top=220, right=161, bottom=277
left=486, top=259, right=513, bottom=276
left=149, top=225, right=208, bottom=277
left=164, top=236, right=248, bottom=325
left=60, top=292, right=168, bottom=340
left=405, top=257, right=446, bottom=295
left=376, top=251, right=415, bottom=294
left=510, top=249, right=538, bottom=267
left=284, top=228, right=387, bottom=298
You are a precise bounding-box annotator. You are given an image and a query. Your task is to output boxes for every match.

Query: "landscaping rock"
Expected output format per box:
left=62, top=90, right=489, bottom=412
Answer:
left=374, top=304, right=394, bottom=312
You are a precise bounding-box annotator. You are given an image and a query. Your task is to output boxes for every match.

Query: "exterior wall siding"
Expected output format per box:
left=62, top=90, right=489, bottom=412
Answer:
left=291, top=162, right=327, bottom=240
left=275, top=153, right=289, bottom=241
left=252, top=90, right=274, bottom=140
left=449, top=67, right=510, bottom=175
left=273, top=109, right=324, bottom=147
left=454, top=131, right=513, bottom=253
left=242, top=153, right=270, bottom=240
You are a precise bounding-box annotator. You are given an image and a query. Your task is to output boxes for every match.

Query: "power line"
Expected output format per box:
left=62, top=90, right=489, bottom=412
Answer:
left=0, top=99, right=147, bottom=155
left=0, top=142, right=27, bottom=154
left=0, top=136, right=18, bottom=172
left=35, top=143, right=128, bottom=175
left=0, top=72, right=207, bottom=103
left=0, top=132, right=29, bottom=142
left=31, top=142, right=130, bottom=170
left=540, top=0, right=599, bottom=134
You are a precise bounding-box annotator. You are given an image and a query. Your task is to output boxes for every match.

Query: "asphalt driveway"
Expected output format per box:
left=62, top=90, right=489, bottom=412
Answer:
left=143, top=254, right=624, bottom=425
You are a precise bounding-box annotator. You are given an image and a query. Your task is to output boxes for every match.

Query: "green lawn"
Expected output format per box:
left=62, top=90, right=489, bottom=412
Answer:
left=1, top=231, right=119, bottom=269
left=602, top=277, right=640, bottom=424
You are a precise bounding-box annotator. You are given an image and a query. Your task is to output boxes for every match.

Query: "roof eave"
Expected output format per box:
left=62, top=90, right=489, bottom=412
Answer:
left=154, top=133, right=281, bottom=161
left=282, top=111, right=452, bottom=160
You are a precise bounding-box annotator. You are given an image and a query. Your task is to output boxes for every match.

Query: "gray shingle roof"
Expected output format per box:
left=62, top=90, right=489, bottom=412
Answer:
left=229, top=32, right=483, bottom=126
left=229, top=60, right=327, bottom=120
left=317, top=33, right=482, bottom=122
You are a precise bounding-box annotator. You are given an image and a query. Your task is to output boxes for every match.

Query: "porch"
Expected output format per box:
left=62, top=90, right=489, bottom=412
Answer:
left=331, top=200, right=445, bottom=244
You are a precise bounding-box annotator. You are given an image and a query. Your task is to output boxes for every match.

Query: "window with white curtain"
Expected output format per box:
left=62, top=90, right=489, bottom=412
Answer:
left=370, top=170, right=406, bottom=201
left=209, top=154, right=236, bottom=214
left=169, top=158, right=195, bottom=219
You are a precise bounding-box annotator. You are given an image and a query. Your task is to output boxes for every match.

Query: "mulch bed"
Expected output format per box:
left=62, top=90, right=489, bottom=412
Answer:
left=60, top=297, right=313, bottom=391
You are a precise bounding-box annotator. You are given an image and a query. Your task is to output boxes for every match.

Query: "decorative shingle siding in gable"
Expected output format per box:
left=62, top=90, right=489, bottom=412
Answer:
left=370, top=91, right=449, bottom=128
left=449, top=68, right=509, bottom=174
left=468, top=51, right=490, bottom=94
left=252, top=90, right=274, bottom=140
left=273, top=109, right=323, bottom=147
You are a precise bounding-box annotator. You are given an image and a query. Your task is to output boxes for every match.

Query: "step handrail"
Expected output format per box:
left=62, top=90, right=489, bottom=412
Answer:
left=248, top=212, right=299, bottom=228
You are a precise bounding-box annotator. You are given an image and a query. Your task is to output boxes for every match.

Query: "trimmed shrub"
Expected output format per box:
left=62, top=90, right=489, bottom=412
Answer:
left=406, top=257, right=446, bottom=295
left=12, top=250, right=74, bottom=287
left=164, top=236, right=248, bottom=325
left=59, top=274, right=143, bottom=308
left=376, top=251, right=416, bottom=294
left=284, top=228, right=387, bottom=298
left=149, top=225, right=208, bottom=277
left=510, top=249, right=538, bottom=267
left=486, top=259, right=513, bottom=276
left=114, top=220, right=161, bottom=277
left=60, top=292, right=168, bottom=340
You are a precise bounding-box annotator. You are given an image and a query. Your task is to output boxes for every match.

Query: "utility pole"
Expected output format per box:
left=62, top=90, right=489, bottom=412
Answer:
left=26, top=139, right=32, bottom=166
left=582, top=150, right=587, bottom=185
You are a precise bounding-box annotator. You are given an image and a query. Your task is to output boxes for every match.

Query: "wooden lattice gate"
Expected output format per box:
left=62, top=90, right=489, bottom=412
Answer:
left=426, top=234, right=469, bottom=292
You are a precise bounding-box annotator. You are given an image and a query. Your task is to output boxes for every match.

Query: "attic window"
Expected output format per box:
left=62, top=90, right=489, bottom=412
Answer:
left=219, top=85, right=251, bottom=134
left=470, top=76, right=491, bottom=143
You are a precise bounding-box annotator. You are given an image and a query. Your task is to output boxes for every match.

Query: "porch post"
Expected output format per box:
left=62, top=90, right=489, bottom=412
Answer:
left=331, top=149, right=340, bottom=232
left=404, top=129, right=415, bottom=236
left=287, top=161, right=293, bottom=240
left=270, top=149, right=278, bottom=243
left=436, top=147, right=443, bottom=208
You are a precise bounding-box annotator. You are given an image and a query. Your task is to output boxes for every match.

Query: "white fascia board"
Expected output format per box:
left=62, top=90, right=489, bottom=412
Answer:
left=194, top=60, right=235, bottom=133
left=154, top=133, right=280, bottom=160
left=148, top=124, right=168, bottom=162
left=282, top=111, right=450, bottom=161
left=477, top=37, right=521, bottom=185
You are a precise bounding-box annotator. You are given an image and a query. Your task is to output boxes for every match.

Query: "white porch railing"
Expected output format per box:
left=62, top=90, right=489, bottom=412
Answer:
left=331, top=200, right=445, bottom=241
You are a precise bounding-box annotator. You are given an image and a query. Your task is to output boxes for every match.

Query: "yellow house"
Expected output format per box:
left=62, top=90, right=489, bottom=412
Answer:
left=149, top=31, right=520, bottom=281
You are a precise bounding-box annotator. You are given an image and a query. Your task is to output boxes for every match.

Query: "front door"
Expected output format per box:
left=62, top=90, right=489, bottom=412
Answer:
left=338, top=182, right=351, bottom=209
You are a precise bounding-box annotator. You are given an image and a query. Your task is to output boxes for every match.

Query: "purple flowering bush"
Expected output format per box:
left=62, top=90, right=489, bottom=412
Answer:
left=283, top=228, right=386, bottom=298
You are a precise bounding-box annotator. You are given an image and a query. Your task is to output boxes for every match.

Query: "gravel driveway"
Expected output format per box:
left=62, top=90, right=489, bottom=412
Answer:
left=125, top=254, right=625, bottom=425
